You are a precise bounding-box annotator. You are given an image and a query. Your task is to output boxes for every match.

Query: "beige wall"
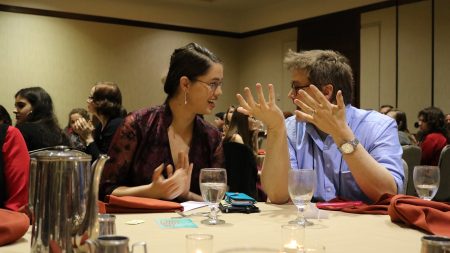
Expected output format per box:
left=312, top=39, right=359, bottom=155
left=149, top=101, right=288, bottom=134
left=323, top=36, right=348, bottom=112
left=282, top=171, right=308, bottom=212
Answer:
left=238, top=28, right=297, bottom=113
left=0, top=11, right=295, bottom=126
left=0, top=11, right=240, bottom=124
left=434, top=0, right=450, bottom=112
left=361, top=0, right=449, bottom=132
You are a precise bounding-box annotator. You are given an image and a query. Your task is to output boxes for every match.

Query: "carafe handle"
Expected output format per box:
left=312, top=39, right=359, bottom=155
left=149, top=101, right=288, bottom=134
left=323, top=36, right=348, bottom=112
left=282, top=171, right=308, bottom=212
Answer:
left=84, top=239, right=98, bottom=253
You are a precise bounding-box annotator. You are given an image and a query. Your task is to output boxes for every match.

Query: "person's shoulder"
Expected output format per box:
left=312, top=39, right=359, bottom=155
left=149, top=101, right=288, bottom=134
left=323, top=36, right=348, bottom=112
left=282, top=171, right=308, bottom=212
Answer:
left=16, top=122, right=39, bottom=134
left=350, top=106, right=395, bottom=127
left=5, top=125, right=21, bottom=136
left=197, top=116, right=222, bottom=139
left=426, top=132, right=447, bottom=141
left=231, top=133, right=244, bottom=144
left=126, top=105, right=162, bottom=123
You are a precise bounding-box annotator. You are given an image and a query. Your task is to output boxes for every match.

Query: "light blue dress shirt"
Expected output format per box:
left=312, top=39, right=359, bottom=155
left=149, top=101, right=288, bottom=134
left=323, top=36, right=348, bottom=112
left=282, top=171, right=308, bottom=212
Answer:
left=286, top=105, right=404, bottom=203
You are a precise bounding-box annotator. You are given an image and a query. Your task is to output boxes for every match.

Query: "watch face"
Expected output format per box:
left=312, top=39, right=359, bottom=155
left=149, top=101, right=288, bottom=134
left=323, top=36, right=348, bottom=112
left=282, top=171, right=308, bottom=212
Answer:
left=341, top=143, right=354, bottom=154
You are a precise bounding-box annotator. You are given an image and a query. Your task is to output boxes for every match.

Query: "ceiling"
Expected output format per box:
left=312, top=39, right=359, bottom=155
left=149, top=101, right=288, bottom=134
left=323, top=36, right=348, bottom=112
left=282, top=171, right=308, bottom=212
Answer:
left=146, top=0, right=282, bottom=12
left=0, top=0, right=389, bottom=33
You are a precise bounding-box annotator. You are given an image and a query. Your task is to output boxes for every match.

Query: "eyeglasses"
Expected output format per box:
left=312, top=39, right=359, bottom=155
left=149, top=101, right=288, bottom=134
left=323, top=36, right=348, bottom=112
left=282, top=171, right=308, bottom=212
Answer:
left=194, top=79, right=223, bottom=92
left=291, top=82, right=311, bottom=94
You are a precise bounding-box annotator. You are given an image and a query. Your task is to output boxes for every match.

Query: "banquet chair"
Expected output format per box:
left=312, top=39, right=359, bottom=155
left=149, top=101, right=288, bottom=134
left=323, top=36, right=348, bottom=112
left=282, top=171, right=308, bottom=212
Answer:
left=402, top=145, right=421, bottom=196
left=434, top=145, right=450, bottom=202
left=401, top=159, right=408, bottom=194
left=223, top=142, right=258, bottom=199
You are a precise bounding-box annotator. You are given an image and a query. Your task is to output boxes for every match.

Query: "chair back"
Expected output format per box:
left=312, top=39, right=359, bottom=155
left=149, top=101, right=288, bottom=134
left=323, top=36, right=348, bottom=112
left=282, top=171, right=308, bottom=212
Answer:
left=435, top=145, right=450, bottom=202
left=401, top=159, right=408, bottom=194
left=223, top=142, right=258, bottom=199
left=402, top=145, right=421, bottom=196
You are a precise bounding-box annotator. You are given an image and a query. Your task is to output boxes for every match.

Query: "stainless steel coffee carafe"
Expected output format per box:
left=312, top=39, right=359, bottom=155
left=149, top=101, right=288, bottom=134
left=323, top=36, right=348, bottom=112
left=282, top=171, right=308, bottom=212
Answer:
left=29, top=146, right=109, bottom=253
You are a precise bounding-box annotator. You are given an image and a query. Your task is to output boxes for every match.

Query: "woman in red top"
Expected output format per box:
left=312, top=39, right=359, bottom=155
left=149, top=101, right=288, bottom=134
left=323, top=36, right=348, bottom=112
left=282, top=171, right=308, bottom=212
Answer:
left=417, top=107, right=449, bottom=165
left=0, top=105, right=30, bottom=211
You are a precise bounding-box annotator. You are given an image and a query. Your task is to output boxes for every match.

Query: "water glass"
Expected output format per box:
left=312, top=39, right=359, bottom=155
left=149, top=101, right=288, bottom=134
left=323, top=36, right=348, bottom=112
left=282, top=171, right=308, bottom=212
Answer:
left=413, top=166, right=440, bottom=200
left=199, top=168, right=227, bottom=225
left=186, top=234, right=213, bottom=253
left=281, top=224, right=304, bottom=253
left=98, top=213, right=116, bottom=236
left=288, top=169, right=316, bottom=226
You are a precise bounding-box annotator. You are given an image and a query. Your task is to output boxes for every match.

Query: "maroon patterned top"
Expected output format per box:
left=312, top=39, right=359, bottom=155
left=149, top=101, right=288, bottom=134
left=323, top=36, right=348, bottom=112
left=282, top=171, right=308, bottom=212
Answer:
left=99, top=103, right=224, bottom=201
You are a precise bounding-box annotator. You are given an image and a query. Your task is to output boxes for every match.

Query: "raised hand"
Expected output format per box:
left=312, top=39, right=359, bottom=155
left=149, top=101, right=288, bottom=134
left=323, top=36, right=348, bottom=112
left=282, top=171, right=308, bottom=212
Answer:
left=294, top=85, right=348, bottom=139
left=150, top=163, right=184, bottom=200
left=173, top=151, right=193, bottom=199
left=149, top=151, right=193, bottom=200
left=72, top=117, right=95, bottom=143
left=236, top=83, right=284, bottom=131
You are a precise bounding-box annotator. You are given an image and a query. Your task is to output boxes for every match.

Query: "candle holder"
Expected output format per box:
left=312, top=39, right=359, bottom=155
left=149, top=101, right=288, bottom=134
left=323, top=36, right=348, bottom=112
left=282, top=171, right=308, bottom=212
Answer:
left=281, top=224, right=304, bottom=253
left=186, top=234, right=213, bottom=253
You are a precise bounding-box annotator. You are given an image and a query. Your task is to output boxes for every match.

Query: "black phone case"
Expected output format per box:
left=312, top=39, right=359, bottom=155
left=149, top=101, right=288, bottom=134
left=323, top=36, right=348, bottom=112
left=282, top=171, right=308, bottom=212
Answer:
left=219, top=203, right=260, bottom=214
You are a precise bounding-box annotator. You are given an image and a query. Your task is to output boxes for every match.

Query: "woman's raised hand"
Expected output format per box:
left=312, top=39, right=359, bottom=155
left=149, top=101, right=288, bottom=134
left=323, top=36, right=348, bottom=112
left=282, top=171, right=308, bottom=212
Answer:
left=236, top=83, right=285, bottom=131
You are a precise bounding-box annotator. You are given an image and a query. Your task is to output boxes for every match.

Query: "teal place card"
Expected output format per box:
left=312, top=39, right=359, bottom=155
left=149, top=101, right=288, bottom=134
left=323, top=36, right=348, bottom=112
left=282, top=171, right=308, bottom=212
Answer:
left=156, top=218, right=198, bottom=229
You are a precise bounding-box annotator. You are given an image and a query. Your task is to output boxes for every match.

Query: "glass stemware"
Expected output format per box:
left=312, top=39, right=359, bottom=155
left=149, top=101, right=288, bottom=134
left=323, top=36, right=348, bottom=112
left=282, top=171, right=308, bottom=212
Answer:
left=288, top=169, right=316, bottom=226
left=413, top=166, right=440, bottom=200
left=199, top=168, right=227, bottom=225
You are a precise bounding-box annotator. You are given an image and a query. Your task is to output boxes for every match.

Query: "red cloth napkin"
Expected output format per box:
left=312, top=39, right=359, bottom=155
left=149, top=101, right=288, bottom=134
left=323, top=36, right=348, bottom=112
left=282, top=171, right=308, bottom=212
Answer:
left=0, top=208, right=30, bottom=246
left=316, top=194, right=450, bottom=237
left=98, top=195, right=183, bottom=214
left=388, top=195, right=450, bottom=237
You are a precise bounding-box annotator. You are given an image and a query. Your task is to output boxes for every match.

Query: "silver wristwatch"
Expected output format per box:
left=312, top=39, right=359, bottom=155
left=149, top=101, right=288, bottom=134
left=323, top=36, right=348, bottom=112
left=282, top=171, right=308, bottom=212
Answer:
left=338, top=138, right=359, bottom=154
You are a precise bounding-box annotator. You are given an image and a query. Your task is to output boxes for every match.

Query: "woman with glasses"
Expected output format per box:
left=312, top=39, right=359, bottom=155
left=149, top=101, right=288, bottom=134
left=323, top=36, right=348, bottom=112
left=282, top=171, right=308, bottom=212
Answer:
left=73, top=82, right=125, bottom=162
left=100, top=42, right=224, bottom=201
left=13, top=87, right=69, bottom=151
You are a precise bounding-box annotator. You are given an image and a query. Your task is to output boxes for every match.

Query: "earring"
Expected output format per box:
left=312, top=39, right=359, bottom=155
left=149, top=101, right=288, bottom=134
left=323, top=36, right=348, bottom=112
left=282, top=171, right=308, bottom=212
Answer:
left=184, top=91, right=187, bottom=105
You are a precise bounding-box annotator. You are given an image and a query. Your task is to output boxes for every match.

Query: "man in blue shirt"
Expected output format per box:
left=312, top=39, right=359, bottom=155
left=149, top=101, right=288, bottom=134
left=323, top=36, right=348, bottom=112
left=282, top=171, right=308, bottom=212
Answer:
left=236, top=49, right=403, bottom=204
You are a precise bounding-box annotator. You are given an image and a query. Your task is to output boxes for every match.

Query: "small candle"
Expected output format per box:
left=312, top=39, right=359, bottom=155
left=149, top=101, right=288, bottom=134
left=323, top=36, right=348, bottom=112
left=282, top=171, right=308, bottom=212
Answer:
left=186, top=234, right=213, bottom=253
left=283, top=240, right=299, bottom=253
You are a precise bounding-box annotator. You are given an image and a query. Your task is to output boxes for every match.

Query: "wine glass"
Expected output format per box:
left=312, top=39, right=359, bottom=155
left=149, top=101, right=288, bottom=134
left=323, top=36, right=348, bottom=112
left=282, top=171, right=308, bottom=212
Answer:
left=199, top=168, right=227, bottom=225
left=288, top=169, right=316, bottom=226
left=413, top=166, right=440, bottom=200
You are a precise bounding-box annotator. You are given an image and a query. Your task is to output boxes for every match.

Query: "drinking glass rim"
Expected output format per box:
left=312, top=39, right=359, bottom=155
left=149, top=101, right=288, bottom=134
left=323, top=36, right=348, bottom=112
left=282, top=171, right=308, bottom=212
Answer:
left=201, top=168, right=226, bottom=171
left=185, top=233, right=214, bottom=240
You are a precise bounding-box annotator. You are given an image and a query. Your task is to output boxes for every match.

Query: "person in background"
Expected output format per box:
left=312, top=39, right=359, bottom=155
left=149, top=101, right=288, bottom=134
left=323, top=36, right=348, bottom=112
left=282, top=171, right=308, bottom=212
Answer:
left=236, top=49, right=403, bottom=204
left=445, top=113, right=450, bottom=133
left=73, top=82, right=125, bottom=162
left=379, top=104, right=393, bottom=114
left=416, top=107, right=448, bottom=165
left=0, top=105, right=12, bottom=125
left=0, top=105, right=29, bottom=211
left=283, top=111, right=294, bottom=119
left=387, top=109, right=417, bottom=145
left=214, top=112, right=225, bottom=132
left=64, top=108, right=90, bottom=150
left=223, top=110, right=259, bottom=198
left=14, top=87, right=68, bottom=151
left=223, top=105, right=236, bottom=136
left=99, top=42, right=224, bottom=202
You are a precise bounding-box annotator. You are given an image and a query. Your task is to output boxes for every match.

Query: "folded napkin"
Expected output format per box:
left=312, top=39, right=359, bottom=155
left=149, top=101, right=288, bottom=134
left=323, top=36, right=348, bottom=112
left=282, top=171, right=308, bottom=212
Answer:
left=98, top=195, right=183, bottom=214
left=388, top=195, right=450, bottom=237
left=316, top=195, right=390, bottom=215
left=0, top=208, right=30, bottom=246
left=317, top=194, right=450, bottom=236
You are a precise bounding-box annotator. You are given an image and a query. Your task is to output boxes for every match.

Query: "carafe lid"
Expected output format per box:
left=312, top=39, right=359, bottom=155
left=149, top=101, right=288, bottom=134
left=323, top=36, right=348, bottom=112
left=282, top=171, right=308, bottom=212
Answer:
left=29, top=146, right=92, bottom=161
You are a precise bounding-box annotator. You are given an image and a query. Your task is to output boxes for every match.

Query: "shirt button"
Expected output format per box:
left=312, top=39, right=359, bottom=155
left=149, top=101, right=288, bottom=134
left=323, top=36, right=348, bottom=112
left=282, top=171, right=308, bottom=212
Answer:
left=326, top=163, right=330, bottom=167
left=326, top=187, right=331, bottom=192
